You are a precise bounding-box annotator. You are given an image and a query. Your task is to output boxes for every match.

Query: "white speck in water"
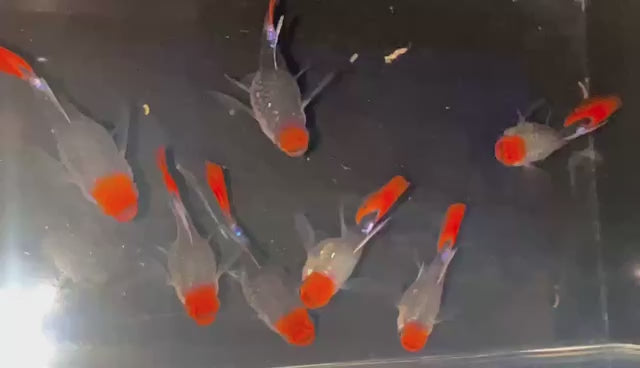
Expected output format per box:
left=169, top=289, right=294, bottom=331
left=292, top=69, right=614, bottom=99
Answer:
left=332, top=178, right=337, bottom=184
left=44, top=225, right=49, bottom=230
left=306, top=157, right=311, bottom=161
left=20, top=28, right=24, bottom=32
left=229, top=109, right=236, bottom=116
left=340, top=163, right=352, bottom=170
left=331, top=252, right=336, bottom=259
left=267, top=102, right=272, bottom=108
left=139, top=262, right=145, bottom=267
left=445, top=106, right=451, bottom=110
left=269, top=239, right=274, bottom=244
left=23, top=251, right=31, bottom=256
left=37, top=57, right=47, bottom=63
left=121, top=244, right=126, bottom=249
left=121, top=290, right=127, bottom=297
left=389, top=5, right=395, bottom=14
left=239, top=29, right=249, bottom=33
left=225, top=35, right=230, bottom=39
left=537, top=25, right=542, bottom=31
left=349, top=53, right=359, bottom=64
left=29, top=38, right=33, bottom=42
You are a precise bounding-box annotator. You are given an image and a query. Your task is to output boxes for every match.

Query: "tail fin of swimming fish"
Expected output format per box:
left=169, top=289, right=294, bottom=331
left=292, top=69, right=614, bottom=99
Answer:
left=562, top=95, right=622, bottom=140
left=205, top=162, right=232, bottom=219
left=435, top=203, right=466, bottom=284
left=156, top=147, right=181, bottom=199
left=261, top=0, right=284, bottom=69
left=0, top=47, right=71, bottom=123
left=355, top=176, right=410, bottom=233
left=156, top=147, right=195, bottom=244
left=437, top=203, right=466, bottom=256
left=0, top=47, right=36, bottom=81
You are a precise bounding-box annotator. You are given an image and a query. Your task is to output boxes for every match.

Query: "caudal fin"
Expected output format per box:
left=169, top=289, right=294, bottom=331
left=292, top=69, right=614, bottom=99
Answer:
left=156, top=146, right=180, bottom=198
left=0, top=47, right=35, bottom=81
left=437, top=203, right=466, bottom=253
left=563, top=95, right=622, bottom=136
left=355, top=176, right=410, bottom=231
left=205, top=161, right=232, bottom=218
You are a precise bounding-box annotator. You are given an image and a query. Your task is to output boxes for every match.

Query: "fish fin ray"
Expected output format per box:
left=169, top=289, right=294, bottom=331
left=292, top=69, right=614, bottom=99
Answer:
left=207, top=90, right=256, bottom=120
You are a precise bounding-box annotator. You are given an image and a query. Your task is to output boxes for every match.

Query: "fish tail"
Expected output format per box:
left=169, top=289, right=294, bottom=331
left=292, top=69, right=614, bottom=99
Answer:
left=0, top=47, right=36, bottom=81
left=563, top=95, right=622, bottom=133
left=437, top=203, right=466, bottom=254
left=355, top=175, right=410, bottom=227
left=156, top=146, right=180, bottom=198
left=205, top=161, right=232, bottom=218
left=264, top=0, right=281, bottom=47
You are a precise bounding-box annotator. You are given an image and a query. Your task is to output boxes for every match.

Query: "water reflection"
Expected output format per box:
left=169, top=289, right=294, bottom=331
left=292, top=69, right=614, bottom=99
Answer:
left=0, top=283, right=57, bottom=368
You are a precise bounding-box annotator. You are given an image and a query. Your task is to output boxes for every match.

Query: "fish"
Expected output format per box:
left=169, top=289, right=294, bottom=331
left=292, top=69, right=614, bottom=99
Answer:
left=355, top=175, right=410, bottom=234
left=296, top=176, right=409, bottom=309
left=232, top=265, right=316, bottom=346
left=562, top=95, right=622, bottom=138
left=185, top=159, right=314, bottom=345
left=396, top=203, right=466, bottom=352
left=156, top=147, right=227, bottom=326
left=0, top=46, right=138, bottom=222
left=209, top=0, right=335, bottom=157
left=495, top=94, right=622, bottom=167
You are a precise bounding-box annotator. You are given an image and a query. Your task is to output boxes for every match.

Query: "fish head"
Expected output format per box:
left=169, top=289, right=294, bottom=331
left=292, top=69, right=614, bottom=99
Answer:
left=399, top=321, right=430, bottom=352
left=495, top=134, right=526, bottom=167
left=276, top=122, right=309, bottom=157
left=299, top=270, right=336, bottom=309
left=183, top=284, right=220, bottom=326
left=274, top=307, right=315, bottom=346
left=91, top=172, right=139, bottom=222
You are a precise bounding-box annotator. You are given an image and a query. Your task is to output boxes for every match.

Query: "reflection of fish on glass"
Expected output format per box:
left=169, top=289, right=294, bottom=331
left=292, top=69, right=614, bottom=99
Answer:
left=201, top=162, right=315, bottom=346
left=156, top=147, right=243, bottom=326
left=210, top=0, right=336, bottom=157
left=397, top=203, right=466, bottom=352
left=495, top=85, right=622, bottom=168
left=0, top=47, right=138, bottom=222
left=296, top=176, right=410, bottom=310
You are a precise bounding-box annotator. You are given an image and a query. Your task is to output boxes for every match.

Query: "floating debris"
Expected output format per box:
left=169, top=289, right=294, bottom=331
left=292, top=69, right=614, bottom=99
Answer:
left=349, top=53, right=359, bottom=64
left=142, top=104, right=150, bottom=116
left=384, top=44, right=411, bottom=64
left=340, top=163, right=352, bottom=171
left=36, top=57, right=48, bottom=63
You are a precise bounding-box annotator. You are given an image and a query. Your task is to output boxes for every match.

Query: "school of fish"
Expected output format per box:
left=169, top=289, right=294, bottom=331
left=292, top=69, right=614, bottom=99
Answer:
left=0, top=0, right=624, bottom=356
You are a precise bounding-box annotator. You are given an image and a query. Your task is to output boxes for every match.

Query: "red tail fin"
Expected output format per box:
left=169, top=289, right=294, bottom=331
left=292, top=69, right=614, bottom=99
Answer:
left=205, top=161, right=232, bottom=218
left=437, top=203, right=466, bottom=252
left=355, top=176, right=410, bottom=226
left=563, top=95, right=622, bottom=130
left=156, top=146, right=180, bottom=198
left=267, top=0, right=278, bottom=28
left=0, top=47, right=35, bottom=81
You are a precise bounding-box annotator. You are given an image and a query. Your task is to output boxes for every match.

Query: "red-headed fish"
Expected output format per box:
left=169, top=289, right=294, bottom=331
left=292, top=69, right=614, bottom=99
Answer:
left=0, top=46, right=138, bottom=221
left=296, top=177, right=409, bottom=309
left=232, top=265, right=316, bottom=346
left=156, top=147, right=225, bottom=326
left=495, top=95, right=622, bottom=167
left=209, top=0, right=336, bottom=157
left=397, top=203, right=466, bottom=352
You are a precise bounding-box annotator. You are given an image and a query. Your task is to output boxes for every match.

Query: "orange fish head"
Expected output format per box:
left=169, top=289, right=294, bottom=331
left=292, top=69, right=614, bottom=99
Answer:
left=400, top=321, right=430, bottom=352
left=299, top=271, right=336, bottom=309
left=91, top=172, right=138, bottom=222
left=274, top=307, right=315, bottom=346
left=494, top=135, right=526, bottom=167
left=184, top=284, right=220, bottom=326
left=277, top=123, right=309, bottom=157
